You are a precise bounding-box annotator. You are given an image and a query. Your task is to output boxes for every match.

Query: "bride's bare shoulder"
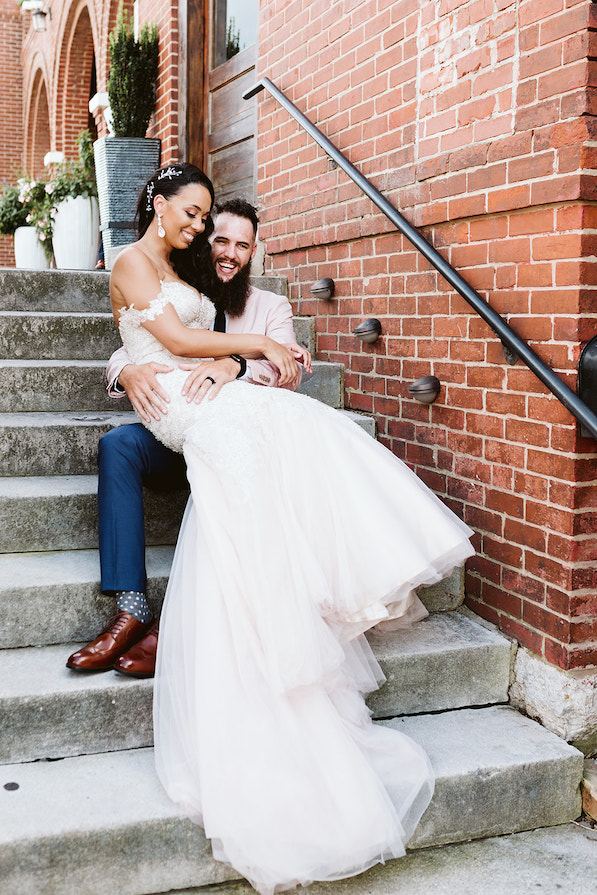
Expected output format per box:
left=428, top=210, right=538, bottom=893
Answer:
left=111, top=244, right=154, bottom=281
left=110, top=244, right=161, bottom=318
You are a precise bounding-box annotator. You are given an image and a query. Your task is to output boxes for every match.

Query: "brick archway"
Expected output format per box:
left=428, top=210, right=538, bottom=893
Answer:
left=25, top=70, right=51, bottom=178
left=55, top=3, right=96, bottom=156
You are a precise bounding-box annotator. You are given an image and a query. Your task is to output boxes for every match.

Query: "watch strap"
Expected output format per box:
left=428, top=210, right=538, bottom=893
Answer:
left=230, top=354, right=247, bottom=379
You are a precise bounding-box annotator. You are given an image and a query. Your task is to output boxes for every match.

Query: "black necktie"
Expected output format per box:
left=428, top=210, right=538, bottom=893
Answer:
left=214, top=308, right=226, bottom=332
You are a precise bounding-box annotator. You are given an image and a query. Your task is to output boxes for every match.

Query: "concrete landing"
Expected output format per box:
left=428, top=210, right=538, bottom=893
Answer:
left=0, top=707, right=582, bottom=895
left=175, top=823, right=597, bottom=895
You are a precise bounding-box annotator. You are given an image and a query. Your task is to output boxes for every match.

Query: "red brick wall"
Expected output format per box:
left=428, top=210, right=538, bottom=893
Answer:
left=140, top=0, right=180, bottom=162
left=0, top=0, right=25, bottom=266
left=256, top=0, right=597, bottom=670
left=17, top=0, right=180, bottom=169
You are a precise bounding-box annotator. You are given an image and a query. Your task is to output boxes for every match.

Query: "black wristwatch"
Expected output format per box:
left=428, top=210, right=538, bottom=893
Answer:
left=230, top=354, right=247, bottom=379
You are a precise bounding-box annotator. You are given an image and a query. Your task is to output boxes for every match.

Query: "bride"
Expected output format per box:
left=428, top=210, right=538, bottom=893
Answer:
left=110, top=163, right=474, bottom=895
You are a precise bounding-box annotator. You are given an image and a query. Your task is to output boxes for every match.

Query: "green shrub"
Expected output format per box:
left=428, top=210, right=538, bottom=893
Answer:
left=108, top=8, right=159, bottom=138
left=46, top=130, right=97, bottom=204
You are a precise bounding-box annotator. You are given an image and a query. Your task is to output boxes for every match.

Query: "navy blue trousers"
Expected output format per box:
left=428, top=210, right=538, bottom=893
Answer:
left=97, top=423, right=187, bottom=594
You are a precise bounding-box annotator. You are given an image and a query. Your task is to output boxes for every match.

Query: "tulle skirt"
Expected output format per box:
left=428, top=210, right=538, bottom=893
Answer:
left=153, top=382, right=474, bottom=894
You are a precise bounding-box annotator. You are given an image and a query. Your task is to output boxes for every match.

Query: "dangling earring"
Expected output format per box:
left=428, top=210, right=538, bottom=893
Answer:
left=157, top=214, right=165, bottom=238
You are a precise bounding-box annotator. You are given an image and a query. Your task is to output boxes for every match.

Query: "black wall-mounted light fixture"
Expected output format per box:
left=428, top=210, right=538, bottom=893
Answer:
left=310, top=278, right=335, bottom=300
left=408, top=375, right=441, bottom=404
left=354, top=318, right=382, bottom=343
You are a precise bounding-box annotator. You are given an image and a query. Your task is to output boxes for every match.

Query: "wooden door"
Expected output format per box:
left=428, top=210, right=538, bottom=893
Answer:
left=205, top=0, right=258, bottom=204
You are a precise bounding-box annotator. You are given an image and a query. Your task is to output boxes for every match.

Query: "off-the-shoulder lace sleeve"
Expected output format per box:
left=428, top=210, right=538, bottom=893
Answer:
left=118, top=291, right=173, bottom=325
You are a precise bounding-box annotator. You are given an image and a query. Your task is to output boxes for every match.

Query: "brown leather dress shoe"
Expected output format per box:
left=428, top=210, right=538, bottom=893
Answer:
left=66, top=610, right=154, bottom=671
left=113, top=621, right=159, bottom=678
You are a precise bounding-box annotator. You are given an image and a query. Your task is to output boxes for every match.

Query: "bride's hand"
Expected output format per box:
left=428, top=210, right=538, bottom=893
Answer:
left=262, top=339, right=302, bottom=386
left=284, top=343, right=312, bottom=374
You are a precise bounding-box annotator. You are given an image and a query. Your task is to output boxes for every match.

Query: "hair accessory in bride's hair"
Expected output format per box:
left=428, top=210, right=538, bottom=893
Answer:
left=157, top=165, right=183, bottom=181
left=145, top=181, right=155, bottom=212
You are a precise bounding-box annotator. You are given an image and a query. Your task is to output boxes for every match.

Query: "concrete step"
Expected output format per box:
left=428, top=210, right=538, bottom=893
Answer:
left=0, top=547, right=464, bottom=650
left=0, top=611, right=511, bottom=763
left=0, top=311, right=119, bottom=359
left=0, top=408, right=374, bottom=476
left=7, top=834, right=594, bottom=895
left=0, top=268, right=111, bottom=312
left=149, top=824, right=597, bottom=895
left=0, top=269, right=288, bottom=313
left=291, top=315, right=315, bottom=354
left=0, top=546, right=174, bottom=649
left=0, top=707, right=582, bottom=895
left=0, top=360, right=116, bottom=412
left=0, top=411, right=130, bottom=476
left=366, top=609, right=512, bottom=718
left=0, top=476, right=188, bottom=553
left=0, top=359, right=344, bottom=412
left=0, top=311, right=315, bottom=361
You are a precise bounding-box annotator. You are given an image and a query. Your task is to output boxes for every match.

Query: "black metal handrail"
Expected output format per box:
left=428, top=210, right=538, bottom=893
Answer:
left=244, top=76, right=597, bottom=441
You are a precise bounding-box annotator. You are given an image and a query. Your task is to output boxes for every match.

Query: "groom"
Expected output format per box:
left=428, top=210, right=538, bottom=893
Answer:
left=67, top=198, right=304, bottom=676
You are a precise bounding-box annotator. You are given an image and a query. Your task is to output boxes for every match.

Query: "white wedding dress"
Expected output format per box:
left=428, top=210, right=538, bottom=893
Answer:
left=118, top=281, right=474, bottom=894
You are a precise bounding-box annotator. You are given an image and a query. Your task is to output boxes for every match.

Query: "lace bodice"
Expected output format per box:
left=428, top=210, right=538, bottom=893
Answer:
left=117, top=280, right=221, bottom=452
left=118, top=280, right=216, bottom=367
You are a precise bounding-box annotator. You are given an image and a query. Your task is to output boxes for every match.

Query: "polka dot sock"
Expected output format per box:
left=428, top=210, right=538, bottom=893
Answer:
left=115, top=591, right=152, bottom=624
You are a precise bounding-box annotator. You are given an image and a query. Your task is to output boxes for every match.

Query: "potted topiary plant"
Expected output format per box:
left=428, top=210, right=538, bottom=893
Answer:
left=48, top=130, right=100, bottom=270
left=0, top=178, right=50, bottom=270
left=93, top=7, right=160, bottom=262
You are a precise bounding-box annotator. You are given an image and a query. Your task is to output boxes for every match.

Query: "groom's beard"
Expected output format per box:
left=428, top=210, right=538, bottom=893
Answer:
left=203, top=260, right=252, bottom=318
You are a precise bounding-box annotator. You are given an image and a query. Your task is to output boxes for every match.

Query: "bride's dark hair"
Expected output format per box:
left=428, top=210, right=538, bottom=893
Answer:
left=136, top=162, right=215, bottom=291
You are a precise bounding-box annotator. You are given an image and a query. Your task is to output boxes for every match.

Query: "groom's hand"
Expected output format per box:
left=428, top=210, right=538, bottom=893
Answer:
left=118, top=362, right=173, bottom=422
left=179, top=357, right=241, bottom=404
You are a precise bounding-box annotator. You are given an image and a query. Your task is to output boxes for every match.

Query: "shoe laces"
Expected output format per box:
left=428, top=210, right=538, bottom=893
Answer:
left=101, top=610, right=132, bottom=636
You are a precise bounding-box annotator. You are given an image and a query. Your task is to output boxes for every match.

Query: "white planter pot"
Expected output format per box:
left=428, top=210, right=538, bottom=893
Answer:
left=13, top=226, right=50, bottom=270
left=53, top=196, right=100, bottom=270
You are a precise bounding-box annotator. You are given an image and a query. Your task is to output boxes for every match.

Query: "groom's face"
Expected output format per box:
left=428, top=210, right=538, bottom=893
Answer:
left=209, top=213, right=257, bottom=283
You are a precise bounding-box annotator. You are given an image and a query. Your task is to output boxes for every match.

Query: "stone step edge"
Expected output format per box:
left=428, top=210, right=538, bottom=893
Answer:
left=0, top=706, right=583, bottom=895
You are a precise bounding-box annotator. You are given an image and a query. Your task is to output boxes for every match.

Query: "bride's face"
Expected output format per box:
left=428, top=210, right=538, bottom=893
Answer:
left=161, top=184, right=212, bottom=249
